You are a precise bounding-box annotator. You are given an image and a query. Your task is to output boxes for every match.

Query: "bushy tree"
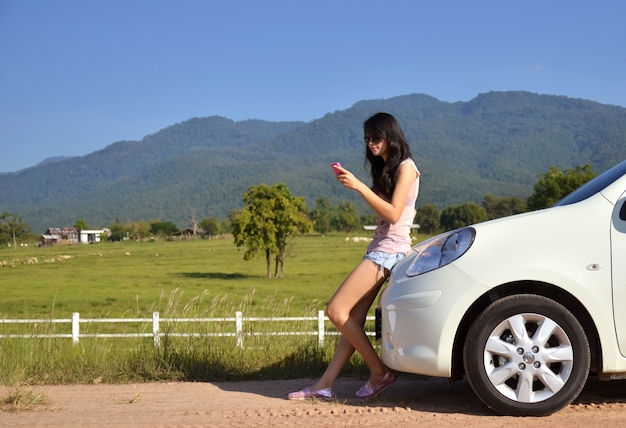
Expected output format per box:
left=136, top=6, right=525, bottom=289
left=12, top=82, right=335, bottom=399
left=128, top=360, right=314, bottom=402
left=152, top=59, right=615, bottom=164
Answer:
left=310, top=197, right=333, bottom=234
left=232, top=183, right=313, bottom=278
left=108, top=219, right=151, bottom=241
left=129, top=221, right=151, bottom=239
left=221, top=218, right=232, bottom=235
left=527, top=164, right=596, bottom=211
left=415, top=204, right=441, bottom=234
left=149, top=221, right=179, bottom=237
left=74, top=218, right=89, bottom=231
left=360, top=213, right=377, bottom=228
left=0, top=212, right=32, bottom=246
left=108, top=220, right=125, bottom=241
left=482, top=194, right=527, bottom=220
left=440, top=202, right=488, bottom=231
left=334, top=201, right=361, bottom=232
left=199, top=217, right=221, bottom=237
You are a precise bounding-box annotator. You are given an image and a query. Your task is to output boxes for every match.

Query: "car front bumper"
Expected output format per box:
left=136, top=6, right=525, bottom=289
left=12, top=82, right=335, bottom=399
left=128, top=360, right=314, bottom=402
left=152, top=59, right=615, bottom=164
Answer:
left=377, top=263, right=486, bottom=377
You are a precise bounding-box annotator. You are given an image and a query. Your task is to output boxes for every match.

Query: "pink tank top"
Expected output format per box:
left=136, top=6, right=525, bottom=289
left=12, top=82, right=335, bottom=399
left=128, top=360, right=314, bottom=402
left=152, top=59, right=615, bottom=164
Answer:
left=366, top=158, right=420, bottom=255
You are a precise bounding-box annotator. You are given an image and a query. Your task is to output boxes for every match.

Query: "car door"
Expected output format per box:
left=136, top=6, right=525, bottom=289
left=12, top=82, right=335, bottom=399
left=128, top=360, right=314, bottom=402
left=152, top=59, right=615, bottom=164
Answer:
left=611, top=192, right=626, bottom=355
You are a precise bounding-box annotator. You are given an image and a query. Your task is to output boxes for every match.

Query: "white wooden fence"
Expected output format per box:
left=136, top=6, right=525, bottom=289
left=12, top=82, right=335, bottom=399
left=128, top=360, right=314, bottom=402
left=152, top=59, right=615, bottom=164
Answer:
left=0, top=311, right=376, bottom=348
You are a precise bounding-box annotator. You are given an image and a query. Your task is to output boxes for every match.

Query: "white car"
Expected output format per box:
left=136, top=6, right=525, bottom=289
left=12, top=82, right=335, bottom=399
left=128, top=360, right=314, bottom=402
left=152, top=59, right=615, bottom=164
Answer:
left=376, top=159, right=626, bottom=416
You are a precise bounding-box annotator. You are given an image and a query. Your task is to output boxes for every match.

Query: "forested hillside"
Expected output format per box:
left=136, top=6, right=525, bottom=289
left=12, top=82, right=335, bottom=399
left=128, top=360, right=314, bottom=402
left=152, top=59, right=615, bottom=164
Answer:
left=2, top=91, right=625, bottom=232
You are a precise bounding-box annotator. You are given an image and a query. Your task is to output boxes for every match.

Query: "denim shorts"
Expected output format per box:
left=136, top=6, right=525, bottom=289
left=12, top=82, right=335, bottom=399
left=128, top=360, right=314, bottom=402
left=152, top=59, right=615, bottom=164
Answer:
left=363, top=251, right=406, bottom=273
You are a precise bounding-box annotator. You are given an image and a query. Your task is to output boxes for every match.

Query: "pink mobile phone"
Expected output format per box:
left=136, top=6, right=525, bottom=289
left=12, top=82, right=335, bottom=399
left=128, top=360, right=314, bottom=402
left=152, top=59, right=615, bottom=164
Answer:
left=331, top=162, right=342, bottom=175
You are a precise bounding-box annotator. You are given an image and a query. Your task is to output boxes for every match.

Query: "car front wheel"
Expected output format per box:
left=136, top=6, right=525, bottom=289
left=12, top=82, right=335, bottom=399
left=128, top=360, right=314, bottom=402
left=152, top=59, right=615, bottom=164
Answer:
left=463, top=294, right=590, bottom=416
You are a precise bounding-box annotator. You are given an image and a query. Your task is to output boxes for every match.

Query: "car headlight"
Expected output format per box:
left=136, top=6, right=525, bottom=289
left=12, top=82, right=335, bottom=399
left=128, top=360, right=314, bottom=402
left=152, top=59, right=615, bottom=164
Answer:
left=406, top=227, right=475, bottom=276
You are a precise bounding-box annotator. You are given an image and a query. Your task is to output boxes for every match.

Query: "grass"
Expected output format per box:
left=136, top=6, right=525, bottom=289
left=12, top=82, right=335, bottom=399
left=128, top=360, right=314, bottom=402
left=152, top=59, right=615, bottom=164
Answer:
left=0, top=234, right=371, bottom=319
left=0, top=385, right=48, bottom=411
left=0, top=233, right=428, bottom=386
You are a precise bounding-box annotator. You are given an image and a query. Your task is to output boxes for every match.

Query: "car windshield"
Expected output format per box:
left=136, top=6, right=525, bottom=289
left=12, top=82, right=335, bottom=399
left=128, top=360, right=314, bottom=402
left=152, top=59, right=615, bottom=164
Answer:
left=556, top=160, right=626, bottom=206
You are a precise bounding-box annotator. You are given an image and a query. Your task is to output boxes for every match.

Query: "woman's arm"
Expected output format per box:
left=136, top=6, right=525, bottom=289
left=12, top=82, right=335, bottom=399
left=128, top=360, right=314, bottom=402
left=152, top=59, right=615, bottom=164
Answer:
left=335, top=162, right=419, bottom=224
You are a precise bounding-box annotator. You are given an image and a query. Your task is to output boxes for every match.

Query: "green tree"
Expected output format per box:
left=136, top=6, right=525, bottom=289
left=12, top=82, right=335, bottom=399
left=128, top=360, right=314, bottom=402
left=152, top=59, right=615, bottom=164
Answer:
left=108, top=220, right=125, bottom=241
left=149, top=221, right=179, bottom=237
left=415, top=204, right=441, bottom=234
left=74, top=218, right=89, bottom=231
left=527, top=164, right=596, bottom=211
left=221, top=218, right=232, bottom=235
left=334, top=201, right=361, bottom=232
left=232, top=183, right=313, bottom=278
left=482, top=194, right=527, bottom=220
left=131, top=221, right=151, bottom=239
left=310, top=197, right=333, bottom=234
left=0, top=212, right=32, bottom=246
left=440, top=202, right=488, bottom=231
left=121, top=220, right=151, bottom=240
left=199, top=217, right=221, bottom=238
left=360, top=213, right=377, bottom=228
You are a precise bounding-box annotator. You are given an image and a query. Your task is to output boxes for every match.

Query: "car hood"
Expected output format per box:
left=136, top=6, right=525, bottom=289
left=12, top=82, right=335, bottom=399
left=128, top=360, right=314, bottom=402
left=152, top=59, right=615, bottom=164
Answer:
left=451, top=191, right=613, bottom=291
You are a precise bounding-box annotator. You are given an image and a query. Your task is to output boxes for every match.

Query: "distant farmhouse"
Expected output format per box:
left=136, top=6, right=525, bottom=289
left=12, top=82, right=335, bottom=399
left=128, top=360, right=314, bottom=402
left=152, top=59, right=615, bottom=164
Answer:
left=40, top=227, right=111, bottom=247
left=172, top=228, right=205, bottom=238
left=79, top=229, right=111, bottom=243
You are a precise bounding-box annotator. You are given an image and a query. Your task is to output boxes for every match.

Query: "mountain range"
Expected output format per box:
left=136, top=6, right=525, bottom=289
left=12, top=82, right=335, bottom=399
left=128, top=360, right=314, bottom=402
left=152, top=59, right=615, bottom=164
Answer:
left=2, top=91, right=626, bottom=233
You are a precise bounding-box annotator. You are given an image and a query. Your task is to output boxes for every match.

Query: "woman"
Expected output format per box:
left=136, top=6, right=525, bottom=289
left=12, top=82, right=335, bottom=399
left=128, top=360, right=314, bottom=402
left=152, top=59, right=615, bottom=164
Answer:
left=288, top=112, right=420, bottom=400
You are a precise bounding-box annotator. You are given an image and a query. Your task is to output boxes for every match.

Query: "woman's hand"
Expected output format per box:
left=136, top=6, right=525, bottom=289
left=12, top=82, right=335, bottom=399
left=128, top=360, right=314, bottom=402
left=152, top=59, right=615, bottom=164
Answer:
left=334, top=166, right=364, bottom=191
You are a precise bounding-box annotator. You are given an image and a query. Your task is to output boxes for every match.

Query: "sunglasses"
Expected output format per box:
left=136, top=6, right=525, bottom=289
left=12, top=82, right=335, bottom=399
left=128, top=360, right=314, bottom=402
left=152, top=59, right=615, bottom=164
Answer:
left=363, top=136, right=382, bottom=144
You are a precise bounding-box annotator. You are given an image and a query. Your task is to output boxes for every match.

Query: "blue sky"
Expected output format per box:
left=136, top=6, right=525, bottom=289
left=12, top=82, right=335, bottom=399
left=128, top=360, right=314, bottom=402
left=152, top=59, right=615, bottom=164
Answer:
left=1, top=0, right=625, bottom=173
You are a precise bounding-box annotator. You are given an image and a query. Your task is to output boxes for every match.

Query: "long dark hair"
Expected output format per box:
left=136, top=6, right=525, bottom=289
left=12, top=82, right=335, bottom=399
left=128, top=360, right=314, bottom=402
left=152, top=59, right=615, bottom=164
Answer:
left=363, top=112, right=413, bottom=201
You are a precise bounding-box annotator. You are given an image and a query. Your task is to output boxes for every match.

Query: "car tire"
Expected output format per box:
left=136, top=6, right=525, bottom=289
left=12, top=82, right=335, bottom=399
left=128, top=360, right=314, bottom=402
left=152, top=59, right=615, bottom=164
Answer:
left=463, top=294, right=590, bottom=416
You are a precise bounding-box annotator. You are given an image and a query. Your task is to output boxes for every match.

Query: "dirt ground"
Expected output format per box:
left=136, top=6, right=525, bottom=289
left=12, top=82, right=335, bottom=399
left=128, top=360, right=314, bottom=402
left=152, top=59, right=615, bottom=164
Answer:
left=2, top=376, right=626, bottom=427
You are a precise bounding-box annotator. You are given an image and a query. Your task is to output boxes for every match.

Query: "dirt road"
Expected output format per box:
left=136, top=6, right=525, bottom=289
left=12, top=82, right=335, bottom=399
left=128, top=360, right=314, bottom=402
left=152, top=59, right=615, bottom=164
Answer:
left=2, top=376, right=626, bottom=427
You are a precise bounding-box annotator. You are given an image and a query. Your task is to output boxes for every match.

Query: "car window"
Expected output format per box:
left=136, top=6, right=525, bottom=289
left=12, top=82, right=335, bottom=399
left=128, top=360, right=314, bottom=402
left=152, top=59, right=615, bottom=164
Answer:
left=556, top=160, right=626, bottom=206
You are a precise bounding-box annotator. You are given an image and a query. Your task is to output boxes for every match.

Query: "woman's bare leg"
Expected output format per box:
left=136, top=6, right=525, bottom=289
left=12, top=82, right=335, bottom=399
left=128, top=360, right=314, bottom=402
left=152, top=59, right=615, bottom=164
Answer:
left=307, top=259, right=387, bottom=391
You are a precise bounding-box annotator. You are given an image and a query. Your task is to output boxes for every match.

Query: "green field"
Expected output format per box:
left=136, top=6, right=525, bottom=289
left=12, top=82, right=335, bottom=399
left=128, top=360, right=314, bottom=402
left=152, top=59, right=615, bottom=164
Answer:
left=0, top=235, right=373, bottom=319
left=0, top=234, right=428, bottom=385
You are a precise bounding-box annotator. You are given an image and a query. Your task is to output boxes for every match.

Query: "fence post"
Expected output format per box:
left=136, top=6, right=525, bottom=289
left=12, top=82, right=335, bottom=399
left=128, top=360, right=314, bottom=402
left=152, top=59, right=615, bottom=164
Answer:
left=152, top=311, right=160, bottom=348
left=72, top=312, right=80, bottom=344
left=236, top=311, right=243, bottom=348
left=318, top=310, right=325, bottom=347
